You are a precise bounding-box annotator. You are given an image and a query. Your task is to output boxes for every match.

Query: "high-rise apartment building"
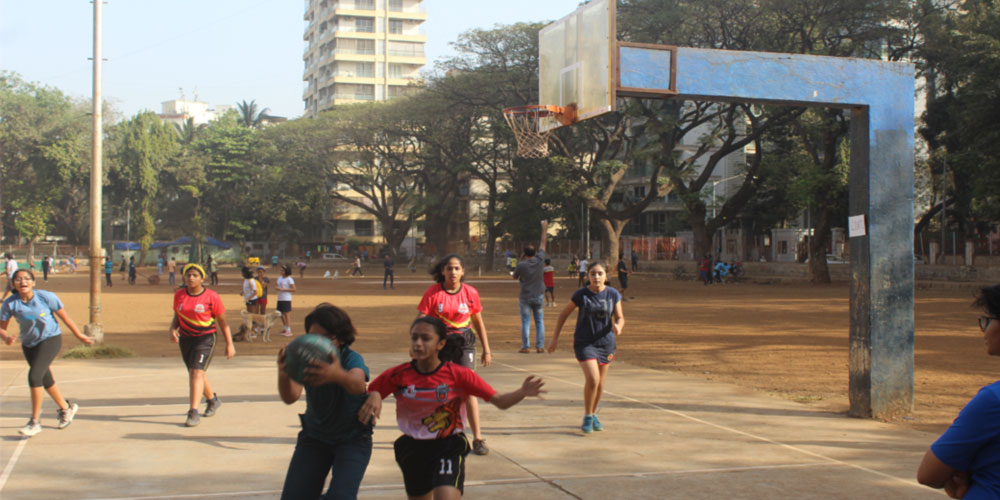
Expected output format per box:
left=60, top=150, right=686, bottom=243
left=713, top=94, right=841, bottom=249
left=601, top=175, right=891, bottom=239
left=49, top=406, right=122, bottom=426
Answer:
left=302, top=0, right=427, bottom=116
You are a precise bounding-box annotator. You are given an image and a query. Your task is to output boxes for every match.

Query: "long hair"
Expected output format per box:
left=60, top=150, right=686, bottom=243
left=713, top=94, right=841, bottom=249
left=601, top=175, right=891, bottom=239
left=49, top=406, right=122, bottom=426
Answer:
left=430, top=254, right=464, bottom=285
left=974, top=284, right=1000, bottom=318
left=304, top=303, right=357, bottom=347
left=411, top=316, right=463, bottom=363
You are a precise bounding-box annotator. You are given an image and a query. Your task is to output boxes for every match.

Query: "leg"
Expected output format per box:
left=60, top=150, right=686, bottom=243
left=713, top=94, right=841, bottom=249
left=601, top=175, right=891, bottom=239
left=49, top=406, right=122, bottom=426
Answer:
left=531, top=297, right=545, bottom=349
left=24, top=336, right=65, bottom=419
left=592, top=363, right=610, bottom=413
left=189, top=369, right=208, bottom=410
left=281, top=431, right=334, bottom=500
left=390, top=271, right=394, bottom=288
left=518, top=300, right=531, bottom=350
left=324, top=436, right=373, bottom=500
left=579, top=359, right=602, bottom=414
left=466, top=396, right=482, bottom=441
left=282, top=311, right=290, bottom=330
left=431, top=487, right=462, bottom=500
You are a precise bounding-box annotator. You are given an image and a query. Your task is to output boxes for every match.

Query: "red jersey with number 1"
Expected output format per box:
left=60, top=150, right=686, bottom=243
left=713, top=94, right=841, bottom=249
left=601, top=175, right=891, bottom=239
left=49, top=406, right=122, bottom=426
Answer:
left=173, top=288, right=225, bottom=337
left=417, top=283, right=482, bottom=332
left=368, top=360, right=496, bottom=440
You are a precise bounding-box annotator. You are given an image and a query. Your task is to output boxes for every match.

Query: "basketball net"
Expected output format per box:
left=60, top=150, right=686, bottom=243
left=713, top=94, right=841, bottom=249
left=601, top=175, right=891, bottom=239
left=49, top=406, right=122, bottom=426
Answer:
left=502, top=104, right=577, bottom=159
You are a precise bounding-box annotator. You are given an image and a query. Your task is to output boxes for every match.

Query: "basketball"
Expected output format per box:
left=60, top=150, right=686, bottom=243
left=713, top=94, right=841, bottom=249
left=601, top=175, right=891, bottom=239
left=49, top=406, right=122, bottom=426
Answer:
left=283, top=334, right=338, bottom=384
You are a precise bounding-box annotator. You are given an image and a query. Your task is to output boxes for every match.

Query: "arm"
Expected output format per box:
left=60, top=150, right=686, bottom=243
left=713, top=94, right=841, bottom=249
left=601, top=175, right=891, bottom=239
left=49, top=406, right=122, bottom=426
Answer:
left=216, top=315, right=236, bottom=359
left=277, top=347, right=304, bottom=404
left=488, top=376, right=546, bottom=409
left=0, top=318, right=14, bottom=345
left=357, top=391, right=383, bottom=424
left=917, top=449, right=970, bottom=498
left=470, top=312, right=491, bottom=367
left=611, top=300, right=625, bottom=336
left=54, top=308, right=93, bottom=345
left=546, top=301, right=577, bottom=353
left=170, top=315, right=181, bottom=343
left=302, top=353, right=367, bottom=394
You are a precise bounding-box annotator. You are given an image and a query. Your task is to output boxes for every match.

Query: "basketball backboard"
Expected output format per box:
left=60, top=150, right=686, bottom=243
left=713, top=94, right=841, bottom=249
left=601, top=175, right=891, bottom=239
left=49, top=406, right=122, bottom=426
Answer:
left=538, top=0, right=616, bottom=132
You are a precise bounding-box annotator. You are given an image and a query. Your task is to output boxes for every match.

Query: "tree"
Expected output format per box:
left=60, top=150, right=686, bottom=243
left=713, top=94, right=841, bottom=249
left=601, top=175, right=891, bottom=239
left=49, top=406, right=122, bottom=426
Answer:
left=236, top=99, right=270, bottom=129
left=197, top=111, right=259, bottom=247
left=14, top=204, right=53, bottom=264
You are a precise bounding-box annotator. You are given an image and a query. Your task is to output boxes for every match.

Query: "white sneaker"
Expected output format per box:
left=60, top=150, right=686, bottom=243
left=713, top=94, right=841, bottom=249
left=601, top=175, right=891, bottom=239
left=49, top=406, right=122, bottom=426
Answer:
left=280, top=329, right=293, bottom=337
left=57, top=401, right=78, bottom=429
left=19, top=418, right=41, bottom=436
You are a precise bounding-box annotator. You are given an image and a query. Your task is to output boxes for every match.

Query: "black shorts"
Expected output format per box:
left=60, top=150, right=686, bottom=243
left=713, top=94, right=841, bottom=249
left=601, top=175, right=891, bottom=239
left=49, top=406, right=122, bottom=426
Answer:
left=276, top=300, right=292, bottom=313
left=394, top=434, right=470, bottom=497
left=245, top=299, right=258, bottom=308
left=619, top=274, right=628, bottom=289
left=545, top=286, right=554, bottom=294
left=442, top=328, right=477, bottom=369
left=179, top=333, right=216, bottom=371
left=574, top=333, right=616, bottom=365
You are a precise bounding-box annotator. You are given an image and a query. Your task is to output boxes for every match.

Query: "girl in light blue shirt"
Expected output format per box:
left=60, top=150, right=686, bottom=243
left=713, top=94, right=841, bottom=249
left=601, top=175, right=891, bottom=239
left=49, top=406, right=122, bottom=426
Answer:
left=0, top=269, right=93, bottom=437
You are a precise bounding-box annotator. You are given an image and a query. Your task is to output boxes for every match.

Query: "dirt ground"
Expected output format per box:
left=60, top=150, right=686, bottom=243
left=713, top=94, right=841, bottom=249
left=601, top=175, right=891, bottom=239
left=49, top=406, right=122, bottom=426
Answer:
left=0, top=263, right=992, bottom=433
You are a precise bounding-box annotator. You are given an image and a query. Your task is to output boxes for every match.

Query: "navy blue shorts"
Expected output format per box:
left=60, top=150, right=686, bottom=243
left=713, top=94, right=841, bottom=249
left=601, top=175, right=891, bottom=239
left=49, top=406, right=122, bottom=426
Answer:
left=574, top=334, right=616, bottom=365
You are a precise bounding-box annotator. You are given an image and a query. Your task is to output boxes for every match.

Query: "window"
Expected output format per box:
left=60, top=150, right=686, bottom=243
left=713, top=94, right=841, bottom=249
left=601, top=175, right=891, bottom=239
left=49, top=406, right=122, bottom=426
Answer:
left=355, top=17, right=374, bottom=33
left=354, top=220, right=374, bottom=236
left=388, top=41, right=421, bottom=57
left=356, top=62, right=374, bottom=77
left=388, top=63, right=403, bottom=78
left=389, top=0, right=403, bottom=10
left=389, top=20, right=403, bottom=34
left=633, top=185, right=646, bottom=199
left=779, top=241, right=788, bottom=254
left=355, top=0, right=375, bottom=9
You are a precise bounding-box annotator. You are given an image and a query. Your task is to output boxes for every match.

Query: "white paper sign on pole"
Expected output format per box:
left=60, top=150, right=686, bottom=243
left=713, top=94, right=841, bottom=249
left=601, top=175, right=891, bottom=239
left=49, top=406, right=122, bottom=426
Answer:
left=848, top=215, right=866, bottom=238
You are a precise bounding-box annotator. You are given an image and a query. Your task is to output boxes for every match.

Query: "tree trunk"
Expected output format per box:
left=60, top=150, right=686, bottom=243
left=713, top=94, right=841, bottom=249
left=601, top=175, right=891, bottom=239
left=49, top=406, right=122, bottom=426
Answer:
left=807, top=207, right=832, bottom=284
left=688, top=205, right=713, bottom=260
left=596, top=217, right=626, bottom=264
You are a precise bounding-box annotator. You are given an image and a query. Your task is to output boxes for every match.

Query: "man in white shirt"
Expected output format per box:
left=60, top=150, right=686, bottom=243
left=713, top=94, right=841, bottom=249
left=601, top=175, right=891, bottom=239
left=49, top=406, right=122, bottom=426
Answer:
left=2, top=253, right=18, bottom=300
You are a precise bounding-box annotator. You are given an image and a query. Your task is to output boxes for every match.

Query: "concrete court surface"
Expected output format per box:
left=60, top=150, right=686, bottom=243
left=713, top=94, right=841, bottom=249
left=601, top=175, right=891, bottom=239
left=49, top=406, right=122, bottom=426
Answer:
left=0, top=352, right=944, bottom=499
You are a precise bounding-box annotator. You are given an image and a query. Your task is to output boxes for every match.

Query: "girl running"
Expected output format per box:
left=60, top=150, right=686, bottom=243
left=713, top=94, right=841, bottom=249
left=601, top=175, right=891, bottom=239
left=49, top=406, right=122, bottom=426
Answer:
left=0, top=269, right=93, bottom=436
left=360, top=317, right=545, bottom=499
left=278, top=304, right=372, bottom=500
left=547, top=261, right=625, bottom=434
left=275, top=264, right=296, bottom=337
left=170, top=263, right=235, bottom=427
left=416, top=254, right=493, bottom=455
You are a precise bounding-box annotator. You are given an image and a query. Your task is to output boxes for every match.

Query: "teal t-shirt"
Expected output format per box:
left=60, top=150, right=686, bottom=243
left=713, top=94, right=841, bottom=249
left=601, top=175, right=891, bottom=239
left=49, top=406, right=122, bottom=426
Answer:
left=0, top=290, right=64, bottom=348
left=301, top=346, right=372, bottom=444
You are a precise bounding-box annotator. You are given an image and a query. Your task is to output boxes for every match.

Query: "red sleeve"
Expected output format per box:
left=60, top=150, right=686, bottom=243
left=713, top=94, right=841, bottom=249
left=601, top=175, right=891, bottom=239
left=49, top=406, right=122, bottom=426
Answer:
left=211, top=290, right=226, bottom=317
left=454, top=365, right=496, bottom=401
left=368, top=364, right=402, bottom=399
left=173, top=289, right=184, bottom=314
left=416, top=286, right=436, bottom=316
left=467, top=285, right=483, bottom=315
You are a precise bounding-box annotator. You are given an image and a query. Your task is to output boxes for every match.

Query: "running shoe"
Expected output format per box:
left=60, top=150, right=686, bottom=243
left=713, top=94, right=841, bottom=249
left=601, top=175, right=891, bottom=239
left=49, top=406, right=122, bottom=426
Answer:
left=591, top=413, right=603, bottom=432
left=57, top=401, right=79, bottom=429
left=472, top=439, right=489, bottom=456
left=203, top=394, right=221, bottom=417
left=279, top=329, right=293, bottom=337
left=581, top=415, right=594, bottom=434
left=19, top=418, right=41, bottom=437
left=185, top=409, right=200, bottom=427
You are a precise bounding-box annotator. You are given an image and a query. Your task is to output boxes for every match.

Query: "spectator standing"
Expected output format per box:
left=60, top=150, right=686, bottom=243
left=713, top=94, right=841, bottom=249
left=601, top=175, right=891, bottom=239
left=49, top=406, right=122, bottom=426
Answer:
left=513, top=220, right=549, bottom=353
left=128, top=256, right=137, bottom=285
left=103, top=256, right=113, bottom=287
left=41, top=255, right=51, bottom=282
left=383, top=254, right=394, bottom=290
left=157, top=255, right=165, bottom=276
left=167, top=257, right=177, bottom=286
left=271, top=255, right=279, bottom=269
left=631, top=249, right=639, bottom=272
left=577, top=256, right=589, bottom=288
left=617, top=254, right=630, bottom=301
left=207, top=255, right=219, bottom=286
left=2, top=253, right=19, bottom=300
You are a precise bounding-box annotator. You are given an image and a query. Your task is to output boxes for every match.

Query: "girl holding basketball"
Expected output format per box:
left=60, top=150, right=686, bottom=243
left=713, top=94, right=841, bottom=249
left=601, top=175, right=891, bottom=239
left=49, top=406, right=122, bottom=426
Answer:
left=170, top=263, right=235, bottom=427
left=416, top=254, right=493, bottom=455
left=360, top=317, right=545, bottom=499
left=277, top=304, right=372, bottom=500
left=0, top=269, right=93, bottom=437
left=547, top=260, right=624, bottom=434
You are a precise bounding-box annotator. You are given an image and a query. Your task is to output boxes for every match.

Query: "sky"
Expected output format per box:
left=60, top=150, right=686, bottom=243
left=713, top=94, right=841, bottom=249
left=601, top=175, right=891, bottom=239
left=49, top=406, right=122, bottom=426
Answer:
left=0, top=0, right=583, bottom=121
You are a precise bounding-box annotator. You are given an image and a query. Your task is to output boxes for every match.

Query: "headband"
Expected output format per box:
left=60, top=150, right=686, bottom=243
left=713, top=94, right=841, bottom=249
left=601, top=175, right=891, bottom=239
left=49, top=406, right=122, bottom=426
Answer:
left=182, top=263, right=206, bottom=278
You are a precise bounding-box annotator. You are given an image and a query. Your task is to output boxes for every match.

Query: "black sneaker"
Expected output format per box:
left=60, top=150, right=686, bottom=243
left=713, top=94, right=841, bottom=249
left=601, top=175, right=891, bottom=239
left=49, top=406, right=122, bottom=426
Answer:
left=203, top=394, right=221, bottom=417
left=472, top=439, right=489, bottom=456
left=185, top=409, right=200, bottom=427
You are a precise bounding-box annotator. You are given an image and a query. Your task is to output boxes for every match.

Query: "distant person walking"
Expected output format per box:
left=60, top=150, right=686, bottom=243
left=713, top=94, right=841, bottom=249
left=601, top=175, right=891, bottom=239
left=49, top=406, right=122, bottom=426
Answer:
left=271, top=255, right=279, bottom=269
left=2, top=253, right=18, bottom=301
left=170, top=263, right=234, bottom=427
left=275, top=265, right=295, bottom=337
left=350, top=255, right=364, bottom=277
left=157, top=255, right=165, bottom=276
left=1, top=269, right=93, bottom=437
left=297, top=260, right=307, bottom=279
left=167, top=257, right=177, bottom=286
left=41, top=255, right=51, bottom=282
left=617, top=254, right=630, bottom=301
left=207, top=255, right=219, bottom=286
left=119, top=256, right=127, bottom=281
left=699, top=254, right=712, bottom=285
left=548, top=261, right=625, bottom=434
left=383, top=254, right=394, bottom=290
left=631, top=249, right=639, bottom=272
left=128, top=256, right=137, bottom=285
left=543, top=258, right=556, bottom=307
left=104, top=256, right=113, bottom=287
left=577, top=255, right=589, bottom=288
left=513, top=220, right=549, bottom=353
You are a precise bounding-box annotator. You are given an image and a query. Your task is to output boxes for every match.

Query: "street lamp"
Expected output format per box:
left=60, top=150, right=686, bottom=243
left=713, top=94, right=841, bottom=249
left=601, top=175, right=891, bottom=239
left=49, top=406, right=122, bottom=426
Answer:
left=711, top=174, right=744, bottom=256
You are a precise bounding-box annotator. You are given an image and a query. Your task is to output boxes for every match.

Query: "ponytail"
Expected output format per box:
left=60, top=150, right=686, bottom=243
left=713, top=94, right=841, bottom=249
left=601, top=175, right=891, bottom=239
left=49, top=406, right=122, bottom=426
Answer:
left=438, top=335, right=465, bottom=364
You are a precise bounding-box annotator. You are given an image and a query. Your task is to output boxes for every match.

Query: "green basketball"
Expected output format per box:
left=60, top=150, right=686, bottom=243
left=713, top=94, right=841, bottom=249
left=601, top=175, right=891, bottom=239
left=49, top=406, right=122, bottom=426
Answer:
left=284, top=334, right=338, bottom=385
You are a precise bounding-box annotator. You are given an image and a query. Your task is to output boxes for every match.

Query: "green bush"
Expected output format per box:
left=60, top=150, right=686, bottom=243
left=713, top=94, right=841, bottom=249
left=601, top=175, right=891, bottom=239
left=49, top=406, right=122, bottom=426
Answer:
left=62, top=345, right=136, bottom=359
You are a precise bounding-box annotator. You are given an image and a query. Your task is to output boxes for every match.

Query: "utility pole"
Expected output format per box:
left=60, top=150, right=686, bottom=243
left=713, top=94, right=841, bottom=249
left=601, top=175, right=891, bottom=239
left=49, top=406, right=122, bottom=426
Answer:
left=87, top=0, right=104, bottom=343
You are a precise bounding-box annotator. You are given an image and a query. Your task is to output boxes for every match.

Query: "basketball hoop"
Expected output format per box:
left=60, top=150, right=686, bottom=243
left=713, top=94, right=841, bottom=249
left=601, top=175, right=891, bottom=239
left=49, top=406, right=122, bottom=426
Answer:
left=502, top=104, right=577, bottom=158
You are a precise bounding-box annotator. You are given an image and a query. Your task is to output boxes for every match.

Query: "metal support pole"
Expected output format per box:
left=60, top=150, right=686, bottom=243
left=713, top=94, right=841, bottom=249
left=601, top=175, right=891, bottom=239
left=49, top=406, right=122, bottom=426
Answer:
left=87, top=0, right=104, bottom=343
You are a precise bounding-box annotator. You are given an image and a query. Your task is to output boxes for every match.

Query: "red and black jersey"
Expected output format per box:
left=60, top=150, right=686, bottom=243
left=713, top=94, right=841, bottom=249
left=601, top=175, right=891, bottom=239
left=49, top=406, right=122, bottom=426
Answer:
left=416, top=284, right=482, bottom=333
left=368, top=360, right=496, bottom=440
left=173, top=288, right=225, bottom=337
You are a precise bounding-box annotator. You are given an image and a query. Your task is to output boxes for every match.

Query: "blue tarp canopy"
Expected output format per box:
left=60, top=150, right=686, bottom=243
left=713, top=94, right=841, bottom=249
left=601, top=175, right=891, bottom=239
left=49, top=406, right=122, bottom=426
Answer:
left=113, top=236, right=232, bottom=251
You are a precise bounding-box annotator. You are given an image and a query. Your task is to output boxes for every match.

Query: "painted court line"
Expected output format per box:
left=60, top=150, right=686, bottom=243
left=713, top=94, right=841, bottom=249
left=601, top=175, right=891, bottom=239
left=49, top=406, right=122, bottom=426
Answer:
left=87, top=462, right=838, bottom=500
left=0, top=436, right=28, bottom=493
left=497, top=361, right=926, bottom=491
